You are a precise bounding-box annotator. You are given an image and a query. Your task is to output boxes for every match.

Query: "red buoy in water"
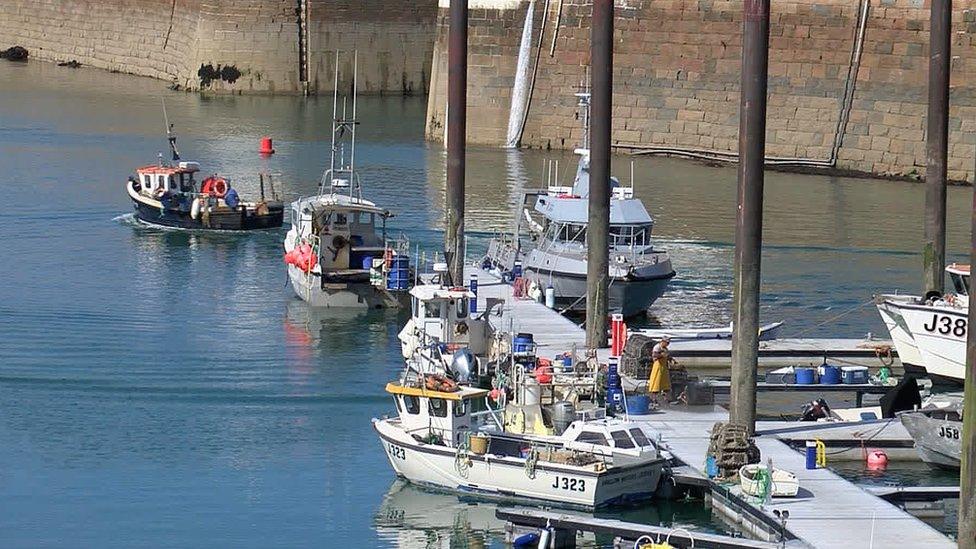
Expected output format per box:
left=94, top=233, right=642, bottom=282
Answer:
left=259, top=136, right=275, bottom=155
left=866, top=450, right=888, bottom=470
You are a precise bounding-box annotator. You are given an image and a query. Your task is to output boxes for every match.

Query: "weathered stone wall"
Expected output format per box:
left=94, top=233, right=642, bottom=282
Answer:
left=0, top=0, right=436, bottom=95
left=426, top=0, right=976, bottom=182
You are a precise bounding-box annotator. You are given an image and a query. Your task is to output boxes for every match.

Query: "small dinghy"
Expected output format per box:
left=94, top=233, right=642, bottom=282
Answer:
left=739, top=464, right=799, bottom=498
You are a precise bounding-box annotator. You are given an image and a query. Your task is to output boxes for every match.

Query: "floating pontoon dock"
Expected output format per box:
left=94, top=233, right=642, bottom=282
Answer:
left=469, top=265, right=953, bottom=547
left=633, top=406, right=954, bottom=548
left=468, top=267, right=898, bottom=371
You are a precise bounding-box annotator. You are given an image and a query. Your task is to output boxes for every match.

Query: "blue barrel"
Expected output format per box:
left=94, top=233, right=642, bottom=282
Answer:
left=512, top=260, right=523, bottom=279
left=820, top=364, right=841, bottom=385
left=559, top=353, right=573, bottom=372
left=795, top=367, right=816, bottom=385
left=626, top=394, right=651, bottom=415
left=469, top=274, right=478, bottom=314
left=513, top=333, right=534, bottom=353
left=386, top=255, right=410, bottom=291
left=361, top=255, right=374, bottom=271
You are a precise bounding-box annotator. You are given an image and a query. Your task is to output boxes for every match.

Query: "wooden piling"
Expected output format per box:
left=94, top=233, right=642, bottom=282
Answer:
left=923, top=0, right=950, bottom=298
left=585, top=0, right=612, bottom=349
left=730, top=0, right=770, bottom=435
left=959, top=176, right=976, bottom=547
left=445, top=0, right=468, bottom=286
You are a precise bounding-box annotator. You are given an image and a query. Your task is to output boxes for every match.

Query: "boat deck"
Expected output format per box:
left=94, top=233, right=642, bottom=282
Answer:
left=634, top=406, right=954, bottom=548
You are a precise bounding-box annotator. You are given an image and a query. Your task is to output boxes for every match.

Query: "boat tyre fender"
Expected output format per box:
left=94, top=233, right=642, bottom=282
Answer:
left=190, top=197, right=202, bottom=220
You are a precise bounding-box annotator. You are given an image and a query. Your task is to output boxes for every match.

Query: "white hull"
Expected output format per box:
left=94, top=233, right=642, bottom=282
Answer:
left=875, top=296, right=924, bottom=368
left=899, top=411, right=962, bottom=469
left=373, top=419, right=663, bottom=508
left=885, top=299, right=965, bottom=382
left=287, top=264, right=397, bottom=308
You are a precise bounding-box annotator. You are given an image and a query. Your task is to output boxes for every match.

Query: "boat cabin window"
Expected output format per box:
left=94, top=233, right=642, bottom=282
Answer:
left=610, top=430, right=635, bottom=449
left=575, top=431, right=609, bottom=446
left=423, top=301, right=440, bottom=319
left=610, top=225, right=651, bottom=247
left=429, top=398, right=448, bottom=418
left=557, top=224, right=586, bottom=244
left=403, top=395, right=420, bottom=415
left=333, top=213, right=348, bottom=227
left=628, top=428, right=651, bottom=447
left=950, top=272, right=970, bottom=296
left=453, top=299, right=468, bottom=318
left=180, top=173, right=194, bottom=193
left=453, top=399, right=467, bottom=417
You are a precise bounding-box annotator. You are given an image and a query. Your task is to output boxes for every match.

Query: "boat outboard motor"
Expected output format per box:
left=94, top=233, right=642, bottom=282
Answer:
left=880, top=377, right=921, bottom=418
left=449, top=348, right=475, bottom=384
left=800, top=398, right=831, bottom=421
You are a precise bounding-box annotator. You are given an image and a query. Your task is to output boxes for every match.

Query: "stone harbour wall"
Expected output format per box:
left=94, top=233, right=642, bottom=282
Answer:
left=0, top=0, right=437, bottom=94
left=426, top=0, right=976, bottom=182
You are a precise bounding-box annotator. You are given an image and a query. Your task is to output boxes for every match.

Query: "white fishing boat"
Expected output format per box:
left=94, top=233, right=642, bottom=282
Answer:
left=875, top=263, right=969, bottom=383
left=738, top=464, right=799, bottom=498
left=372, top=377, right=668, bottom=508
left=283, top=52, right=405, bottom=308
left=484, top=91, right=675, bottom=318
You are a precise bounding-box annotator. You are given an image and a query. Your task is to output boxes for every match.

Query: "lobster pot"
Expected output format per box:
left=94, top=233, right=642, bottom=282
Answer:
left=386, top=255, right=410, bottom=290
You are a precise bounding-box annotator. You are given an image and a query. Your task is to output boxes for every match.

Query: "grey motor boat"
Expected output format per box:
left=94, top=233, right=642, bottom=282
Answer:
left=485, top=92, right=675, bottom=318
left=899, top=394, right=964, bottom=469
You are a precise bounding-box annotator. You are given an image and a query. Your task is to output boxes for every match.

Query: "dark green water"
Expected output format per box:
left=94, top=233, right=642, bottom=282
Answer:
left=0, top=60, right=968, bottom=547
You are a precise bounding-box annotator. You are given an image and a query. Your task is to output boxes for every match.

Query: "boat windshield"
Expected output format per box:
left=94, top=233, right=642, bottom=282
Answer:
left=555, top=223, right=586, bottom=244
left=609, top=224, right=652, bottom=248
left=950, top=272, right=970, bottom=296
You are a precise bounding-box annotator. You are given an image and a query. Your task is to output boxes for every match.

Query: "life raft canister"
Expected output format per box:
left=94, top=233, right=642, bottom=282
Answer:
left=201, top=176, right=228, bottom=198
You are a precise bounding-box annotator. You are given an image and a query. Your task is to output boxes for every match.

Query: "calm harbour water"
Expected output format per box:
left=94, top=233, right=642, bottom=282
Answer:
left=0, top=61, right=966, bottom=547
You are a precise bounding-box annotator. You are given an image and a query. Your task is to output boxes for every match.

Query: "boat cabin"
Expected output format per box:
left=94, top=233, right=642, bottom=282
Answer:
left=386, top=382, right=489, bottom=448
left=134, top=162, right=201, bottom=196
left=561, top=419, right=661, bottom=458
left=407, top=285, right=489, bottom=355
left=531, top=193, right=655, bottom=251
left=291, top=196, right=390, bottom=272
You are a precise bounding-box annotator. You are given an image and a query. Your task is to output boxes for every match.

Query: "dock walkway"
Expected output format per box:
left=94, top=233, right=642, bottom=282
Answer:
left=635, top=407, right=954, bottom=548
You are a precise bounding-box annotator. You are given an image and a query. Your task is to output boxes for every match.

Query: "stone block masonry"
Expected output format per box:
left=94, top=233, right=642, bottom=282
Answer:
left=0, top=0, right=437, bottom=95
left=426, top=0, right=976, bottom=182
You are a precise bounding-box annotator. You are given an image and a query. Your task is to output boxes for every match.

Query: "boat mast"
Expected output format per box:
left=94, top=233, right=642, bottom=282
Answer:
left=350, top=51, right=358, bottom=199
left=322, top=50, right=360, bottom=199
left=162, top=98, right=180, bottom=162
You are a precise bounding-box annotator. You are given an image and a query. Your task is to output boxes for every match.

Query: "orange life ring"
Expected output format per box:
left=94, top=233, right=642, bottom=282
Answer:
left=201, top=176, right=228, bottom=198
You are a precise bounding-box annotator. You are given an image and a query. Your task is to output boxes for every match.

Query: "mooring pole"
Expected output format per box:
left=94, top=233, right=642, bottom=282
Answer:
left=585, top=0, right=612, bottom=349
left=960, top=187, right=976, bottom=548
left=729, top=0, right=770, bottom=435
left=445, top=0, right=468, bottom=286
left=924, top=0, right=950, bottom=298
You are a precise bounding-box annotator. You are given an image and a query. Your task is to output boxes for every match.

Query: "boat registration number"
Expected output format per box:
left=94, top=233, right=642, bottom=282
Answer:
left=922, top=314, right=966, bottom=338
left=387, top=443, right=406, bottom=460
left=552, top=476, right=586, bottom=492
left=938, top=425, right=961, bottom=440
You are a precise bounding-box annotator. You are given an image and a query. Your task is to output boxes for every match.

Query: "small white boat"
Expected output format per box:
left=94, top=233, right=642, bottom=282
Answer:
left=635, top=321, right=784, bottom=341
left=738, top=464, right=799, bottom=498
